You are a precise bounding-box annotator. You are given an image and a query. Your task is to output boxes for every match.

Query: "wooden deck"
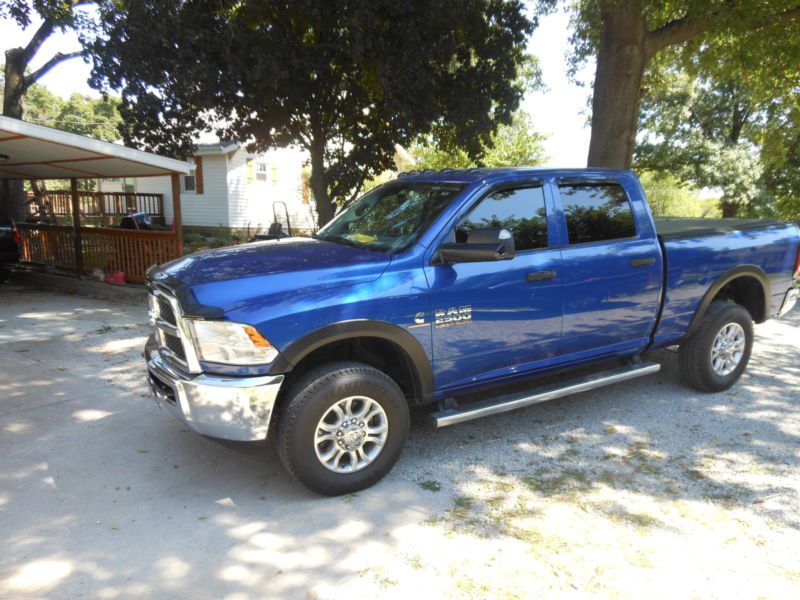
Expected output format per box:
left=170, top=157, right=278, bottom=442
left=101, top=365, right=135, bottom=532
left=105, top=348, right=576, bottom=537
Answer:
left=18, top=223, right=180, bottom=283
left=27, top=190, right=165, bottom=217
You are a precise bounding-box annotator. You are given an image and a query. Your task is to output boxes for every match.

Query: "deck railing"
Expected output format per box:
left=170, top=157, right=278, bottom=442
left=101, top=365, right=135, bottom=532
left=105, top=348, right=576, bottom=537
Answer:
left=26, top=191, right=165, bottom=217
left=17, top=223, right=180, bottom=283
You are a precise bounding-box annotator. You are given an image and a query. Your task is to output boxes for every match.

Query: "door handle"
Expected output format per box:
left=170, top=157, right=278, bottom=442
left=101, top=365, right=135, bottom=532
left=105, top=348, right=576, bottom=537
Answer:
left=630, top=257, right=656, bottom=268
left=527, top=270, right=557, bottom=282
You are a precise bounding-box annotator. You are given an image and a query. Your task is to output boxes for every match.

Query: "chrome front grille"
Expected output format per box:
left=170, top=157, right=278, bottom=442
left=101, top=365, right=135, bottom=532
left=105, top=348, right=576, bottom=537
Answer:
left=157, top=297, right=177, bottom=326
left=149, top=289, right=200, bottom=373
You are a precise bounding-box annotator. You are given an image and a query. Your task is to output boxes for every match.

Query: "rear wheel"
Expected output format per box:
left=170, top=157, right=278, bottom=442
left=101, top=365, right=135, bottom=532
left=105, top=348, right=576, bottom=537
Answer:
left=678, top=301, right=753, bottom=392
left=277, top=361, right=409, bottom=496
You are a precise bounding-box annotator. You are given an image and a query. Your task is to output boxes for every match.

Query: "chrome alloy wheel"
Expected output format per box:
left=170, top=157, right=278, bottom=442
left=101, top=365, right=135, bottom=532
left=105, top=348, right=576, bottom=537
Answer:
left=710, top=322, right=746, bottom=376
left=314, top=396, right=389, bottom=473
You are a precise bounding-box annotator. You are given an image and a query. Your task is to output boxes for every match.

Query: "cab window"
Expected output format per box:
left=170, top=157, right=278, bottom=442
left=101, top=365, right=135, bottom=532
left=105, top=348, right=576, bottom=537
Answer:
left=558, top=182, right=636, bottom=244
left=456, top=186, right=548, bottom=251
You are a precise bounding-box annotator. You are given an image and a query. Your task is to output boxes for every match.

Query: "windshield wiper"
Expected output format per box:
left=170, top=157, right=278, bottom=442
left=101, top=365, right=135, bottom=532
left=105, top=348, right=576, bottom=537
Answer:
left=318, top=234, right=370, bottom=251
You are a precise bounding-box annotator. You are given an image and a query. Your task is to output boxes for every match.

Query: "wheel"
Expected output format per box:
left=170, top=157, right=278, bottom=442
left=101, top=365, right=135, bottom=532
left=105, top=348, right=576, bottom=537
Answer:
left=277, top=361, right=410, bottom=496
left=678, top=301, right=753, bottom=392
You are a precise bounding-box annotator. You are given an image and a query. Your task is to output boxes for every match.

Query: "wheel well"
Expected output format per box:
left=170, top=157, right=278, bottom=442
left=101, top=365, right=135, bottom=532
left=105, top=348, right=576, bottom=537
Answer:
left=712, top=276, right=766, bottom=323
left=278, top=337, right=422, bottom=405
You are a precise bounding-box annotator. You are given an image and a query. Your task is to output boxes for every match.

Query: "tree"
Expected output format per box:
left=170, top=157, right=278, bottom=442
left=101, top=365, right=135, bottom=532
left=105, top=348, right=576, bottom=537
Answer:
left=53, top=93, right=122, bottom=141
left=88, top=0, right=534, bottom=226
left=409, top=110, right=548, bottom=170
left=1, top=0, right=93, bottom=218
left=635, top=71, right=763, bottom=217
left=637, top=171, right=720, bottom=218
left=758, top=96, right=800, bottom=224
left=538, top=1, right=800, bottom=169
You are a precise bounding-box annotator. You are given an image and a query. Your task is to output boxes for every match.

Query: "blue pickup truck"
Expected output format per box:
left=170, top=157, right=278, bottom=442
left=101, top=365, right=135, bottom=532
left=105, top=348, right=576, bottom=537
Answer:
left=145, top=168, right=800, bottom=495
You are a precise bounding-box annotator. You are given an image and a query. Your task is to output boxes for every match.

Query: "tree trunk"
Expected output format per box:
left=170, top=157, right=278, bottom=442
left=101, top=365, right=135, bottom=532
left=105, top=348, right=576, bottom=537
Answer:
left=586, top=4, right=649, bottom=169
left=1, top=50, right=27, bottom=221
left=720, top=200, right=739, bottom=218
left=309, top=136, right=334, bottom=228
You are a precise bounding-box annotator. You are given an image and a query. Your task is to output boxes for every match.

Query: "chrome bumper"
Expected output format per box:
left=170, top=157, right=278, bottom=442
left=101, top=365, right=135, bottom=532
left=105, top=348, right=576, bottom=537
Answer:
left=145, top=338, right=284, bottom=442
left=779, top=287, right=798, bottom=317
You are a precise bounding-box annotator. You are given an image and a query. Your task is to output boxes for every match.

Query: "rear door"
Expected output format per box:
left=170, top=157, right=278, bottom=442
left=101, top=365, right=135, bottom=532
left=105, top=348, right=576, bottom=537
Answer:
left=425, top=183, right=563, bottom=392
left=555, top=179, right=662, bottom=358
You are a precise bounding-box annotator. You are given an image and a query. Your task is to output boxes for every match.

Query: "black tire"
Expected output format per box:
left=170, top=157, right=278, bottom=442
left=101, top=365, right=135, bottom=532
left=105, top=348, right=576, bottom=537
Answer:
left=277, top=361, right=409, bottom=496
left=678, top=301, right=753, bottom=392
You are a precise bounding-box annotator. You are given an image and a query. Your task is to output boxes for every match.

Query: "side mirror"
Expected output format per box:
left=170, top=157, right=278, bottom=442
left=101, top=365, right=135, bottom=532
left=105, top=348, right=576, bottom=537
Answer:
left=438, top=228, right=515, bottom=264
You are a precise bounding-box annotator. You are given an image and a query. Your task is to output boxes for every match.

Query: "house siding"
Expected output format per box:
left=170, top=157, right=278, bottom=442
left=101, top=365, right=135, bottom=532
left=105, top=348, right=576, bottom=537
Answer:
left=135, top=154, right=230, bottom=227
left=227, top=147, right=316, bottom=232
left=121, top=143, right=315, bottom=231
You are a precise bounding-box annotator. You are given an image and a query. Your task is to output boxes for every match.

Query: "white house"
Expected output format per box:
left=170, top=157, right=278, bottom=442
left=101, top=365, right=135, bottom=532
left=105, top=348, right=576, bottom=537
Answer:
left=101, top=140, right=317, bottom=232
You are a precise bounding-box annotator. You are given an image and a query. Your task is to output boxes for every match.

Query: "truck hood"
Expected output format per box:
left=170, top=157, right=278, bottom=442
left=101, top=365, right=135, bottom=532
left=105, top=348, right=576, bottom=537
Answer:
left=149, top=237, right=391, bottom=315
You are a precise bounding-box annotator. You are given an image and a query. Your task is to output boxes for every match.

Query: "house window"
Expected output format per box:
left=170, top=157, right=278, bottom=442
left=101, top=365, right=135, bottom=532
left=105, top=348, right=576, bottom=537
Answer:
left=183, top=158, right=197, bottom=192
left=271, top=163, right=279, bottom=187
left=256, top=158, right=268, bottom=181
left=182, top=156, right=204, bottom=194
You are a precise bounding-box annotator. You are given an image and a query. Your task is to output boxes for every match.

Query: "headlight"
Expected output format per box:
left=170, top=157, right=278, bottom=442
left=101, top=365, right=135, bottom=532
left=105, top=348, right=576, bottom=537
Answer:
left=187, top=320, right=278, bottom=365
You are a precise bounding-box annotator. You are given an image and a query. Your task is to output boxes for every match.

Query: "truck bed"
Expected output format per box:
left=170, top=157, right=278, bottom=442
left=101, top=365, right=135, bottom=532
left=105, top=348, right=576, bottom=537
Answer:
left=652, top=217, right=799, bottom=349
left=654, top=217, right=785, bottom=240
left=654, top=217, right=787, bottom=240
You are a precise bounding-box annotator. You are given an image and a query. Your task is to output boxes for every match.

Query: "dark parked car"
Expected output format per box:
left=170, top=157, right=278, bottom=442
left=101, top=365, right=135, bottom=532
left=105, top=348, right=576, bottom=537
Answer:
left=118, top=212, right=167, bottom=231
left=0, top=217, right=20, bottom=281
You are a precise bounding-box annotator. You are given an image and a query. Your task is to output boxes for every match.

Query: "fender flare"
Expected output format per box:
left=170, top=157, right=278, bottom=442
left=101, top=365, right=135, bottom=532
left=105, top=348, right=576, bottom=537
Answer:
left=685, top=265, right=771, bottom=339
left=268, top=319, right=435, bottom=400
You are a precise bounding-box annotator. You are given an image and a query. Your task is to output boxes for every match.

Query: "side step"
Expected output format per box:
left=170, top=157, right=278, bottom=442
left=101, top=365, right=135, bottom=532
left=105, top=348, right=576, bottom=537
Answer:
left=431, top=361, right=661, bottom=428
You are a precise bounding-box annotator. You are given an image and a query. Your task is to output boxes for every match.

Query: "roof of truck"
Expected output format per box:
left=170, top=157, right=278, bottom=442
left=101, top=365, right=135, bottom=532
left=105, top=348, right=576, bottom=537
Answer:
left=395, top=167, right=635, bottom=184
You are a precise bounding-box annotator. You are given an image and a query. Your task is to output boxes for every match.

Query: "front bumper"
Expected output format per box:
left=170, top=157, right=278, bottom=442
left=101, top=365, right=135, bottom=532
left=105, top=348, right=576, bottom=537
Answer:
left=145, top=337, right=284, bottom=441
left=779, top=287, right=798, bottom=317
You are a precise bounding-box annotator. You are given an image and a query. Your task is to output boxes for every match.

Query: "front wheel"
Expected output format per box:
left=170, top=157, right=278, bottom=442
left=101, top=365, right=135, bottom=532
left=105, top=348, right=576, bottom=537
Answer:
left=277, top=361, right=409, bottom=496
left=678, top=301, right=754, bottom=392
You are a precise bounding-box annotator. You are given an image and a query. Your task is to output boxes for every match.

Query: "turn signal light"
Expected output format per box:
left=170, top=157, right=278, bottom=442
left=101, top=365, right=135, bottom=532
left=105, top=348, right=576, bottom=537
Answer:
left=244, top=325, right=271, bottom=348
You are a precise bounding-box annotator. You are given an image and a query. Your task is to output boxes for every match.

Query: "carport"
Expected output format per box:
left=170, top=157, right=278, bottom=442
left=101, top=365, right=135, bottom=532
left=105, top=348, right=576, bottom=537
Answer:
left=0, top=116, right=191, bottom=282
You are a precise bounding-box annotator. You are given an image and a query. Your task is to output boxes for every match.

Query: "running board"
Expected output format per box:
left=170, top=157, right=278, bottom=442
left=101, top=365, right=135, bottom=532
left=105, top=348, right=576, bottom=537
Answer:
left=431, top=361, right=661, bottom=428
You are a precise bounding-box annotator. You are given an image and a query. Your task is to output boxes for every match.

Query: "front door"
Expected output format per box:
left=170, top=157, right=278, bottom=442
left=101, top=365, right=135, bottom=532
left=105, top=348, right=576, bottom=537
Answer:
left=426, top=184, right=563, bottom=392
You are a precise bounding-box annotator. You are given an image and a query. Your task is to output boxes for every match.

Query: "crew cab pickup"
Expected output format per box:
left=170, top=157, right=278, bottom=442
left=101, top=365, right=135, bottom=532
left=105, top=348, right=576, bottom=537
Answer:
left=144, top=168, right=800, bottom=495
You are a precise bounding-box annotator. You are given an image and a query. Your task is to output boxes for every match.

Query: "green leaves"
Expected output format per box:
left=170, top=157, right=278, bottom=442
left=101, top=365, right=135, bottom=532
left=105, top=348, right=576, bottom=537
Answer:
left=409, top=111, right=548, bottom=170
left=88, top=0, right=535, bottom=225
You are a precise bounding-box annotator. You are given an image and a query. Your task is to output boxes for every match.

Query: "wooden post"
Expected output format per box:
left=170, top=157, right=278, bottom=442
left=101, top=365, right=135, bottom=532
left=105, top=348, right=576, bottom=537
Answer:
left=171, top=173, right=184, bottom=257
left=70, top=177, right=83, bottom=278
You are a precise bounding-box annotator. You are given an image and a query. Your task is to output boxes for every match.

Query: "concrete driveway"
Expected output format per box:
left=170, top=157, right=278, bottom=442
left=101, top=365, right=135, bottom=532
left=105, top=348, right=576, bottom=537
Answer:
left=1, top=284, right=799, bottom=599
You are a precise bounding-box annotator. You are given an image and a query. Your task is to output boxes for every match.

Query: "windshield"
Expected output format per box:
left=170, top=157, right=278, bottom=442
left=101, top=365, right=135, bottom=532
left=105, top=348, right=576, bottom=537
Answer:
left=315, top=183, right=465, bottom=253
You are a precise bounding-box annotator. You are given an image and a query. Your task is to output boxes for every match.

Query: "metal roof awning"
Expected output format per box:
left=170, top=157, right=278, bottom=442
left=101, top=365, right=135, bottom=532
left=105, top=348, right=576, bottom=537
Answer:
left=0, top=116, right=191, bottom=180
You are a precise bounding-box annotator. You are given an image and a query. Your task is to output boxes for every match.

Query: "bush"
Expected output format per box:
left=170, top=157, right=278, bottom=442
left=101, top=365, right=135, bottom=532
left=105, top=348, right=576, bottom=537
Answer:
left=638, top=171, right=721, bottom=218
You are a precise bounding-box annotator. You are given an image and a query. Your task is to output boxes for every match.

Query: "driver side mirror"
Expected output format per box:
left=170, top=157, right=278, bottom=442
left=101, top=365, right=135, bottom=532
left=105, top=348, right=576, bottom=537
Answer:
left=437, top=228, right=515, bottom=264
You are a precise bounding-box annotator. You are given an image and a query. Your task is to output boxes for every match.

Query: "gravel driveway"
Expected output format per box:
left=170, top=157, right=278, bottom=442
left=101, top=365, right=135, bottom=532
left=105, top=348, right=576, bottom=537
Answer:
left=1, top=284, right=798, bottom=599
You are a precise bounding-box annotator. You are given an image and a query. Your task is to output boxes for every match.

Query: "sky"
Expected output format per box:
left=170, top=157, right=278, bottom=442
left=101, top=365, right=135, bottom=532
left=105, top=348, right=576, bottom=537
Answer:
left=0, top=8, right=595, bottom=167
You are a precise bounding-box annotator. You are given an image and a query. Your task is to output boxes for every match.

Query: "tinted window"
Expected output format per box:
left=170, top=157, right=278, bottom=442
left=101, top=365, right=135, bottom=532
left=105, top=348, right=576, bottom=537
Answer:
left=456, top=186, right=548, bottom=251
left=560, top=183, right=636, bottom=244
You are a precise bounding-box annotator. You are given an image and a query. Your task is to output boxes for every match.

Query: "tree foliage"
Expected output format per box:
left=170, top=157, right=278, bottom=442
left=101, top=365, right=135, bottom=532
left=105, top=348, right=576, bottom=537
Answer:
left=638, top=171, right=721, bottom=218
left=1, top=69, right=121, bottom=141
left=634, top=57, right=800, bottom=221
left=536, top=0, right=800, bottom=169
left=88, top=0, right=535, bottom=226
left=409, top=110, right=548, bottom=170
left=635, top=70, right=764, bottom=216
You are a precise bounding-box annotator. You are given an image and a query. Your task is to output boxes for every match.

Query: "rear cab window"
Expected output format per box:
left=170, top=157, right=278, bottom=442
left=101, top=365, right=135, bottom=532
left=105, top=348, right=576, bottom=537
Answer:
left=557, top=182, right=636, bottom=245
left=456, top=185, right=548, bottom=251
